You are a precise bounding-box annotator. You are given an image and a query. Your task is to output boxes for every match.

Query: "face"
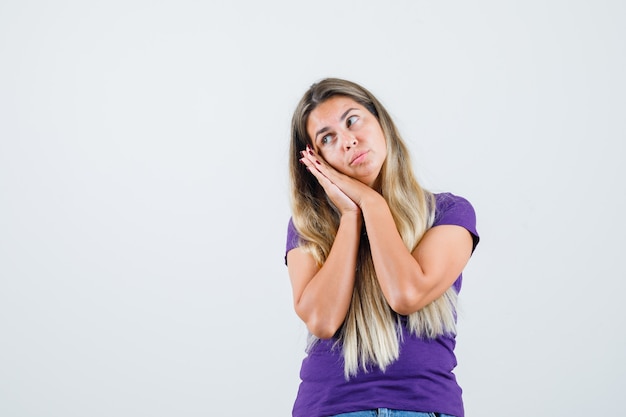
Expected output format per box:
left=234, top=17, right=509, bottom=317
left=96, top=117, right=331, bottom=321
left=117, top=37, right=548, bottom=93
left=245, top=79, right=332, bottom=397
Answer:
left=306, top=96, right=387, bottom=187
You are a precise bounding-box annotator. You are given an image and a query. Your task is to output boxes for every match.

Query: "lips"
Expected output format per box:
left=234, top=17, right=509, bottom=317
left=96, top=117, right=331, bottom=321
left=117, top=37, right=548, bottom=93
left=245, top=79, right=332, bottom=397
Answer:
left=350, top=150, right=368, bottom=165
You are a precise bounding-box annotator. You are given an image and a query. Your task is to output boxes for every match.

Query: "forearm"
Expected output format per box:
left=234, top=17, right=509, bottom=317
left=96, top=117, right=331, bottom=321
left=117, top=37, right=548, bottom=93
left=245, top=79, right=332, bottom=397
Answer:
left=294, top=212, right=362, bottom=338
left=360, top=193, right=429, bottom=314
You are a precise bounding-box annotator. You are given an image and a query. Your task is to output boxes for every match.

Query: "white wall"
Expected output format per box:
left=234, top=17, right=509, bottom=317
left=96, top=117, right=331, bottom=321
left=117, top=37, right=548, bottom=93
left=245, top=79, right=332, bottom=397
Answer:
left=1, top=1, right=624, bottom=416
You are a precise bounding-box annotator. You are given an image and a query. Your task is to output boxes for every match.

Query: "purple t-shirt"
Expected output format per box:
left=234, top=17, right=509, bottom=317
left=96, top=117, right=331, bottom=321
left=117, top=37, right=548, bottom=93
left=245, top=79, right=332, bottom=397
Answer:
left=285, top=193, right=479, bottom=417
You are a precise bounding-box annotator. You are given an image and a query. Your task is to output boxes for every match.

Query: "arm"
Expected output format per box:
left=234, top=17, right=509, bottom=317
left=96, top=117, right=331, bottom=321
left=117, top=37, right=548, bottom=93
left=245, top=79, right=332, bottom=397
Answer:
left=287, top=212, right=361, bottom=339
left=300, top=148, right=474, bottom=316
left=360, top=192, right=474, bottom=315
left=287, top=150, right=364, bottom=339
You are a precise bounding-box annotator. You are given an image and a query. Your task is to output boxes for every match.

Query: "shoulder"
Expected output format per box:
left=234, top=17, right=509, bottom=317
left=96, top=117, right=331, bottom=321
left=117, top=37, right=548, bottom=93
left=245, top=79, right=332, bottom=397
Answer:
left=432, top=192, right=479, bottom=252
left=285, top=217, right=303, bottom=265
left=433, top=193, right=476, bottom=223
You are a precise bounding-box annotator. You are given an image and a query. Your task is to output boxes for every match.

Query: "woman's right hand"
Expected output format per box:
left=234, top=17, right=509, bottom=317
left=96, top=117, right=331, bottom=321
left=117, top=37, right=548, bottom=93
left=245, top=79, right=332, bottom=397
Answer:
left=289, top=146, right=364, bottom=339
left=300, top=148, right=360, bottom=216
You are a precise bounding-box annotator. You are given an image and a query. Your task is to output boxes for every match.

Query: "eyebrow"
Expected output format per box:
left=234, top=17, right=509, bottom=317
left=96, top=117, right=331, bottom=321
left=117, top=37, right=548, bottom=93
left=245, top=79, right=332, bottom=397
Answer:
left=314, top=108, right=358, bottom=141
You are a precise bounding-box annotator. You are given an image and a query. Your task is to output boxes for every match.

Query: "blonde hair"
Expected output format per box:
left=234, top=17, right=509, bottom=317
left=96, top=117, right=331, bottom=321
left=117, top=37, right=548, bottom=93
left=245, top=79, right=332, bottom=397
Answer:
left=289, top=78, right=457, bottom=379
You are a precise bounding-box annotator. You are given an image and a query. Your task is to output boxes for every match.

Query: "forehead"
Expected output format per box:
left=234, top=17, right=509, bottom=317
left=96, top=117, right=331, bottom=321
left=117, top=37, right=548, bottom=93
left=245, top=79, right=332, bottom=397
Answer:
left=306, top=96, right=365, bottom=132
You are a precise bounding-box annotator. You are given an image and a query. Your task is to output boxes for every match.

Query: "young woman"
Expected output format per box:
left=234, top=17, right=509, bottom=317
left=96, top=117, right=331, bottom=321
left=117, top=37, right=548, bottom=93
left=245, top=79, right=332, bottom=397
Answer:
left=285, top=78, right=479, bottom=417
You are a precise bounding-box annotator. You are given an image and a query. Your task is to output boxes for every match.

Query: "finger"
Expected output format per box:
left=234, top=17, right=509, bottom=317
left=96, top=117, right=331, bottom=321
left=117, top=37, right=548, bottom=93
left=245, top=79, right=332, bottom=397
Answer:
left=303, top=146, right=342, bottom=181
left=299, top=151, right=325, bottom=176
left=301, top=147, right=325, bottom=170
left=300, top=154, right=350, bottom=205
left=302, top=146, right=366, bottom=201
left=300, top=150, right=360, bottom=213
left=303, top=147, right=370, bottom=207
left=301, top=148, right=337, bottom=182
left=300, top=153, right=330, bottom=185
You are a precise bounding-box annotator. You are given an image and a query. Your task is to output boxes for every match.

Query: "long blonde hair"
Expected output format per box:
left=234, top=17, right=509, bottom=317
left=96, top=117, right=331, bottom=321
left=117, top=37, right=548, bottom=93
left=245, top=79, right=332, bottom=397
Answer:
left=289, top=78, right=457, bottom=379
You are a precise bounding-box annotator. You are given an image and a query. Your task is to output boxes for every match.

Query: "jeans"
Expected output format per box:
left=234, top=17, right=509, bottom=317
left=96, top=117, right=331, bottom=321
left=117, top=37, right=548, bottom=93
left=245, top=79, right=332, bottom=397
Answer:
left=329, top=410, right=455, bottom=417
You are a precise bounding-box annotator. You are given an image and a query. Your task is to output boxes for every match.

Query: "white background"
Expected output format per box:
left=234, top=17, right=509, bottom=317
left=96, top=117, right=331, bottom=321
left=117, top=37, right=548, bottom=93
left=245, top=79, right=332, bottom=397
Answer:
left=1, top=1, right=624, bottom=416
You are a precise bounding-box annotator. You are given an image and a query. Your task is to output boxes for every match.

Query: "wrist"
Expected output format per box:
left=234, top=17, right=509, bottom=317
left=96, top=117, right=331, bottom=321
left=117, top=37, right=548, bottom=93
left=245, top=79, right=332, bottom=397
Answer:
left=340, top=209, right=363, bottom=228
left=359, top=189, right=384, bottom=212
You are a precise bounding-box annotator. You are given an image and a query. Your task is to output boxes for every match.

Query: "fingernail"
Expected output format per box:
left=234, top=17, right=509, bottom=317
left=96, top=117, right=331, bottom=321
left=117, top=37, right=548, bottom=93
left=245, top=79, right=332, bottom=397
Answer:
left=299, top=158, right=305, bottom=164
left=315, top=160, right=321, bottom=165
left=309, top=150, right=314, bottom=156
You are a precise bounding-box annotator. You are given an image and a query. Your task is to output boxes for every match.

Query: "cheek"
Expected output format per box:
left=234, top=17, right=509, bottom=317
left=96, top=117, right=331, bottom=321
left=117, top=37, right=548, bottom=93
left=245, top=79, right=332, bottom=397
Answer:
left=321, top=153, right=338, bottom=167
left=319, top=146, right=335, bottom=162
left=320, top=151, right=344, bottom=171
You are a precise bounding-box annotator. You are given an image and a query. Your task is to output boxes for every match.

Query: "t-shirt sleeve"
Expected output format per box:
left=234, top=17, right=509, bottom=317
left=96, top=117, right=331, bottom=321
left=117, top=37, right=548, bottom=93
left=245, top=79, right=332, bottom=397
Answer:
left=285, top=217, right=301, bottom=265
left=433, top=193, right=480, bottom=253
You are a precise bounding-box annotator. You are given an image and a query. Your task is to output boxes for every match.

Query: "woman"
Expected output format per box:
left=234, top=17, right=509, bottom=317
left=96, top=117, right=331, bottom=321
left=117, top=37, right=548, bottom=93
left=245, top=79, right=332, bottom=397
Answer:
left=285, top=78, right=479, bottom=417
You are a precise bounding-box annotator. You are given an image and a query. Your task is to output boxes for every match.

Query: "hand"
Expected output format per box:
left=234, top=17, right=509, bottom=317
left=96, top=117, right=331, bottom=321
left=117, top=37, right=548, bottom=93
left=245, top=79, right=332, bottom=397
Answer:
left=300, top=146, right=360, bottom=216
left=300, top=145, right=377, bottom=209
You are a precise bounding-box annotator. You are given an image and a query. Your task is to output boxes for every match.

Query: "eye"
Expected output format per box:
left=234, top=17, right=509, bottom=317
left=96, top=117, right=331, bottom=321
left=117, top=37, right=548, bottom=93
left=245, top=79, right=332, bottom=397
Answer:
left=346, top=115, right=358, bottom=128
left=320, top=134, right=333, bottom=145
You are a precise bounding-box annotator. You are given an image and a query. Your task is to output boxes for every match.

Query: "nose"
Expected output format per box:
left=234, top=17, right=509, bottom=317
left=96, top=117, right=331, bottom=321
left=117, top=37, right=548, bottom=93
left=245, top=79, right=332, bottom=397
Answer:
left=342, top=133, right=358, bottom=150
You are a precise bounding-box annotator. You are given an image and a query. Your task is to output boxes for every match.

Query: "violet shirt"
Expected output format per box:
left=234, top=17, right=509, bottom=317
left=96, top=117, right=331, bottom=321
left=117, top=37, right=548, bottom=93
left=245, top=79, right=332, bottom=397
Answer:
left=285, top=193, right=479, bottom=417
